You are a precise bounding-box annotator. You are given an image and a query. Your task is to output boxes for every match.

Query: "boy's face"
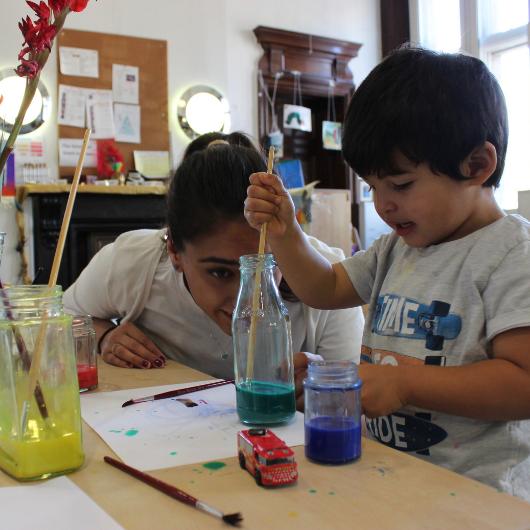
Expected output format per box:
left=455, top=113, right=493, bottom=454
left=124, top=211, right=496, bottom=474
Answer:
left=364, top=153, right=493, bottom=247
left=167, top=219, right=281, bottom=335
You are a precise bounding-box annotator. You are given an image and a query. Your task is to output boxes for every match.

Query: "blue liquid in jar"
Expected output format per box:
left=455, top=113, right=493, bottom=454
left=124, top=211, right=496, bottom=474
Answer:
left=236, top=380, right=295, bottom=425
left=305, top=416, right=361, bottom=464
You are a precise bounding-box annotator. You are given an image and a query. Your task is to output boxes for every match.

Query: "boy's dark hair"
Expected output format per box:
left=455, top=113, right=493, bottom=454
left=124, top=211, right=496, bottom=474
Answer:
left=342, top=46, right=508, bottom=187
left=167, top=144, right=266, bottom=250
left=182, top=131, right=258, bottom=160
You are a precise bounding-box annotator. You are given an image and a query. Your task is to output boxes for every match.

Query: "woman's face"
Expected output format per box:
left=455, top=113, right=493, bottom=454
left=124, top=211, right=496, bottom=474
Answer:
left=168, top=219, right=280, bottom=335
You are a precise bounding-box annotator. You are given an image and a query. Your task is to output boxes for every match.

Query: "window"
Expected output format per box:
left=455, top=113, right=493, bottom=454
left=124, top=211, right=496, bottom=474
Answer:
left=410, top=0, right=530, bottom=211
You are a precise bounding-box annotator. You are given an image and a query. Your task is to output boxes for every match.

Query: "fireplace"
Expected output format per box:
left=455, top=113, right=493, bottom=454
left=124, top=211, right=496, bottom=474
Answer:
left=29, top=189, right=167, bottom=289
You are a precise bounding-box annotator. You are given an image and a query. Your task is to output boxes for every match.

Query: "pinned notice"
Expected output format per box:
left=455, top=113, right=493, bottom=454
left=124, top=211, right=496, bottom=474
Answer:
left=133, top=151, right=170, bottom=179
left=59, top=46, right=99, bottom=78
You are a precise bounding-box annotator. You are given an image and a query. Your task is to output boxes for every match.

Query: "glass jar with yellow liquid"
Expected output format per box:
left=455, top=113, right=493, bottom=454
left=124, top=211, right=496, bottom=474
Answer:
left=0, top=285, right=84, bottom=480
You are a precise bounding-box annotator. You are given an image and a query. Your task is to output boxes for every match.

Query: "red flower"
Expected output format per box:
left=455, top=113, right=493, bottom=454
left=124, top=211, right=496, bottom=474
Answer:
left=69, top=0, right=90, bottom=12
left=48, top=0, right=70, bottom=15
left=15, top=59, right=40, bottom=78
left=26, top=1, right=51, bottom=22
left=19, top=19, right=57, bottom=58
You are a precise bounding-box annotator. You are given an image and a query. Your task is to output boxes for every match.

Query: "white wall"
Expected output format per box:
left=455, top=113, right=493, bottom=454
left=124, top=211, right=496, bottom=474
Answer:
left=0, top=0, right=381, bottom=282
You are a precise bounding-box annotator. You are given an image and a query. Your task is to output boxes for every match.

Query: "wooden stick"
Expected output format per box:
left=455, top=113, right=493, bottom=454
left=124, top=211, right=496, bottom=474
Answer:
left=22, top=129, right=91, bottom=431
left=245, top=146, right=275, bottom=380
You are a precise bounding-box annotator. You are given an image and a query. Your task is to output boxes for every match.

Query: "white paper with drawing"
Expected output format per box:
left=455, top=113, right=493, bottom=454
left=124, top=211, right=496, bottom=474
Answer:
left=81, top=381, right=304, bottom=471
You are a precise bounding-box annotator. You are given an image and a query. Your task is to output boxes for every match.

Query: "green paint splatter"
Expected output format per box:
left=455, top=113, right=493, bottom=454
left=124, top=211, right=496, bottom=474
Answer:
left=309, top=489, right=317, bottom=494
left=169, top=451, right=177, bottom=456
left=328, top=491, right=336, bottom=495
left=450, top=492, right=456, bottom=496
left=202, top=461, right=226, bottom=471
left=109, top=429, right=122, bottom=433
left=125, top=428, right=139, bottom=437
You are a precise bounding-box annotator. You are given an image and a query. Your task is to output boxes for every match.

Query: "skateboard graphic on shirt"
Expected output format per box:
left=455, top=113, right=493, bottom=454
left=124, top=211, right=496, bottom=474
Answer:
left=372, top=295, right=462, bottom=351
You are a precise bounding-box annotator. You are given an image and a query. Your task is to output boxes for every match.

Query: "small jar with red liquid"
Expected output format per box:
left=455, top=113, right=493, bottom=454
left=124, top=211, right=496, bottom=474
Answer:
left=72, top=315, right=98, bottom=392
left=304, top=360, right=362, bottom=464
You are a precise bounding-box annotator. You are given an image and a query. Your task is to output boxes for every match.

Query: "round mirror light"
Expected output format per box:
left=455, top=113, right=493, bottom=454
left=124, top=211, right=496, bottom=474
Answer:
left=178, top=85, right=230, bottom=139
left=0, top=69, right=50, bottom=134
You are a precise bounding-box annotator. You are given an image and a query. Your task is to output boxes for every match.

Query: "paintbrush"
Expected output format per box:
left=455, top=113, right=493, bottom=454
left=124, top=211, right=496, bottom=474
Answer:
left=0, top=280, right=49, bottom=419
left=121, top=379, right=234, bottom=408
left=245, top=146, right=275, bottom=380
left=104, top=456, right=243, bottom=526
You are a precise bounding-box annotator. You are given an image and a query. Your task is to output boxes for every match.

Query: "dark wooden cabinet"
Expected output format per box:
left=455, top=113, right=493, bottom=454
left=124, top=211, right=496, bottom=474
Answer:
left=254, top=26, right=362, bottom=193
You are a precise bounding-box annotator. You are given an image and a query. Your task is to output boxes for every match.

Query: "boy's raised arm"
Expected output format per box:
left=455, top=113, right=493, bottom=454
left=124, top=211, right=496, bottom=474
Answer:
left=245, top=171, right=363, bottom=309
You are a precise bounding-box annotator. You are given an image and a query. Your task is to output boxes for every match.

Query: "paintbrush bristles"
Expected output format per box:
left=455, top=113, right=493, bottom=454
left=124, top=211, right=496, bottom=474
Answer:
left=222, top=513, right=243, bottom=527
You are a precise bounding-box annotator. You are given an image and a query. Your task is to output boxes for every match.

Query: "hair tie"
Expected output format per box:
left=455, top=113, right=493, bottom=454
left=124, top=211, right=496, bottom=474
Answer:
left=207, top=139, right=230, bottom=148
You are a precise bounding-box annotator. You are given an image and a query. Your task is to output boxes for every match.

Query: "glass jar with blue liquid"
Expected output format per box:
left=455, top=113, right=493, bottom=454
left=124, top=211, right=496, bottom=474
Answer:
left=304, top=360, right=362, bottom=464
left=232, top=253, right=295, bottom=425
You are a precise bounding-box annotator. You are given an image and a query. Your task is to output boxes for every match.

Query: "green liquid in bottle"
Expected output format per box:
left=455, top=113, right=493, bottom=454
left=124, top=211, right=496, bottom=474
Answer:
left=236, top=380, right=296, bottom=425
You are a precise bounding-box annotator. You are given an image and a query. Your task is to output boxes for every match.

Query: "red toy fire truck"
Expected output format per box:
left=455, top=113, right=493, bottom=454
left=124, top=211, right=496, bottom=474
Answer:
left=237, top=428, right=298, bottom=487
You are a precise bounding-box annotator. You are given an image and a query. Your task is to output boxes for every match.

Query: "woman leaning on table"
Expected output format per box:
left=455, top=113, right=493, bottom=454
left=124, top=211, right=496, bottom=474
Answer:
left=63, top=132, right=364, bottom=408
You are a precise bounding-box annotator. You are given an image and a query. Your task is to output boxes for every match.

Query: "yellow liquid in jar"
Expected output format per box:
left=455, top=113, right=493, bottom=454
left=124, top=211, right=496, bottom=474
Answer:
left=0, top=378, right=84, bottom=481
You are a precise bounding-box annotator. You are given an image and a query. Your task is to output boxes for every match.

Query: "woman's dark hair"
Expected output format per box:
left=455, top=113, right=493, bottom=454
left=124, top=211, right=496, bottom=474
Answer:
left=182, top=131, right=258, bottom=160
left=342, top=46, right=508, bottom=187
left=167, top=144, right=266, bottom=250
left=168, top=141, right=299, bottom=302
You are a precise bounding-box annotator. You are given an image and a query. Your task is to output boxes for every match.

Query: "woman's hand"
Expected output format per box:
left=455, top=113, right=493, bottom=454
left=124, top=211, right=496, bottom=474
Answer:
left=293, top=352, right=308, bottom=411
left=99, top=321, right=166, bottom=369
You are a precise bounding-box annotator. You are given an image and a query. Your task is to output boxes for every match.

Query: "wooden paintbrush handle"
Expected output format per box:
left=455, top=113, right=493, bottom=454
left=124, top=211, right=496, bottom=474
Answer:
left=104, top=456, right=197, bottom=506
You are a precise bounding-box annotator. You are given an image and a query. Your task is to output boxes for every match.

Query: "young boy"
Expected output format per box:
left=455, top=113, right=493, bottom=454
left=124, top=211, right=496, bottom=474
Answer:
left=244, top=47, right=530, bottom=500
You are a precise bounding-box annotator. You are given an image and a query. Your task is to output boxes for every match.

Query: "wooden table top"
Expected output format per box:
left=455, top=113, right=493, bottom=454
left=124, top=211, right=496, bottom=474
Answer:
left=1, top=360, right=530, bottom=530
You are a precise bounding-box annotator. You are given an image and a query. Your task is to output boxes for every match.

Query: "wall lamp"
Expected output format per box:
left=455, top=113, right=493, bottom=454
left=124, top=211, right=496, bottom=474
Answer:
left=0, top=68, right=51, bottom=134
left=177, top=85, right=230, bottom=139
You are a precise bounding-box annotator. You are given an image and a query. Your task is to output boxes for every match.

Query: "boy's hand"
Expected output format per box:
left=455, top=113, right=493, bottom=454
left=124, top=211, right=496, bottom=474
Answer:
left=245, top=172, right=296, bottom=239
left=100, top=321, right=166, bottom=369
left=359, top=364, right=408, bottom=418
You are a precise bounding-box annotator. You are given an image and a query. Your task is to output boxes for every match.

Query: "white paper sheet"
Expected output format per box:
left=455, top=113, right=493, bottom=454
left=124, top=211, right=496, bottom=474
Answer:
left=81, top=381, right=304, bottom=471
left=112, top=64, right=139, bottom=104
left=133, top=150, right=170, bottom=179
left=114, top=103, right=141, bottom=144
left=59, top=138, right=97, bottom=167
left=86, top=90, right=115, bottom=139
left=58, top=84, right=87, bottom=128
left=0, top=476, right=123, bottom=530
left=59, top=46, right=99, bottom=78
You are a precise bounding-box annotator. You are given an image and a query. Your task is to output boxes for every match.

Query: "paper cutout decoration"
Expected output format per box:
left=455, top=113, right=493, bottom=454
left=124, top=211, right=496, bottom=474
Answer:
left=322, top=120, right=342, bottom=151
left=267, top=130, right=284, bottom=159
left=276, top=159, right=304, bottom=189
left=283, top=104, right=312, bottom=132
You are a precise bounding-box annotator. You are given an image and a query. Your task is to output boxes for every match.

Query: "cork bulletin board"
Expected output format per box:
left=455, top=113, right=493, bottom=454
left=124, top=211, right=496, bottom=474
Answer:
left=56, top=29, right=169, bottom=177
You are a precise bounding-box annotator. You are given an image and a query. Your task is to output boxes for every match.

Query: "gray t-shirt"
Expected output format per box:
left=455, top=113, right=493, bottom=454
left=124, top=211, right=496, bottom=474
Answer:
left=341, top=214, right=530, bottom=501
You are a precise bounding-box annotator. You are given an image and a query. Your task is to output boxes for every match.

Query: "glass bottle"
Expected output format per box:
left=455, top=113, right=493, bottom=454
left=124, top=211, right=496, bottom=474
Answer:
left=72, top=315, right=98, bottom=392
left=232, top=253, right=295, bottom=425
left=0, top=285, right=84, bottom=480
left=304, top=360, right=362, bottom=464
